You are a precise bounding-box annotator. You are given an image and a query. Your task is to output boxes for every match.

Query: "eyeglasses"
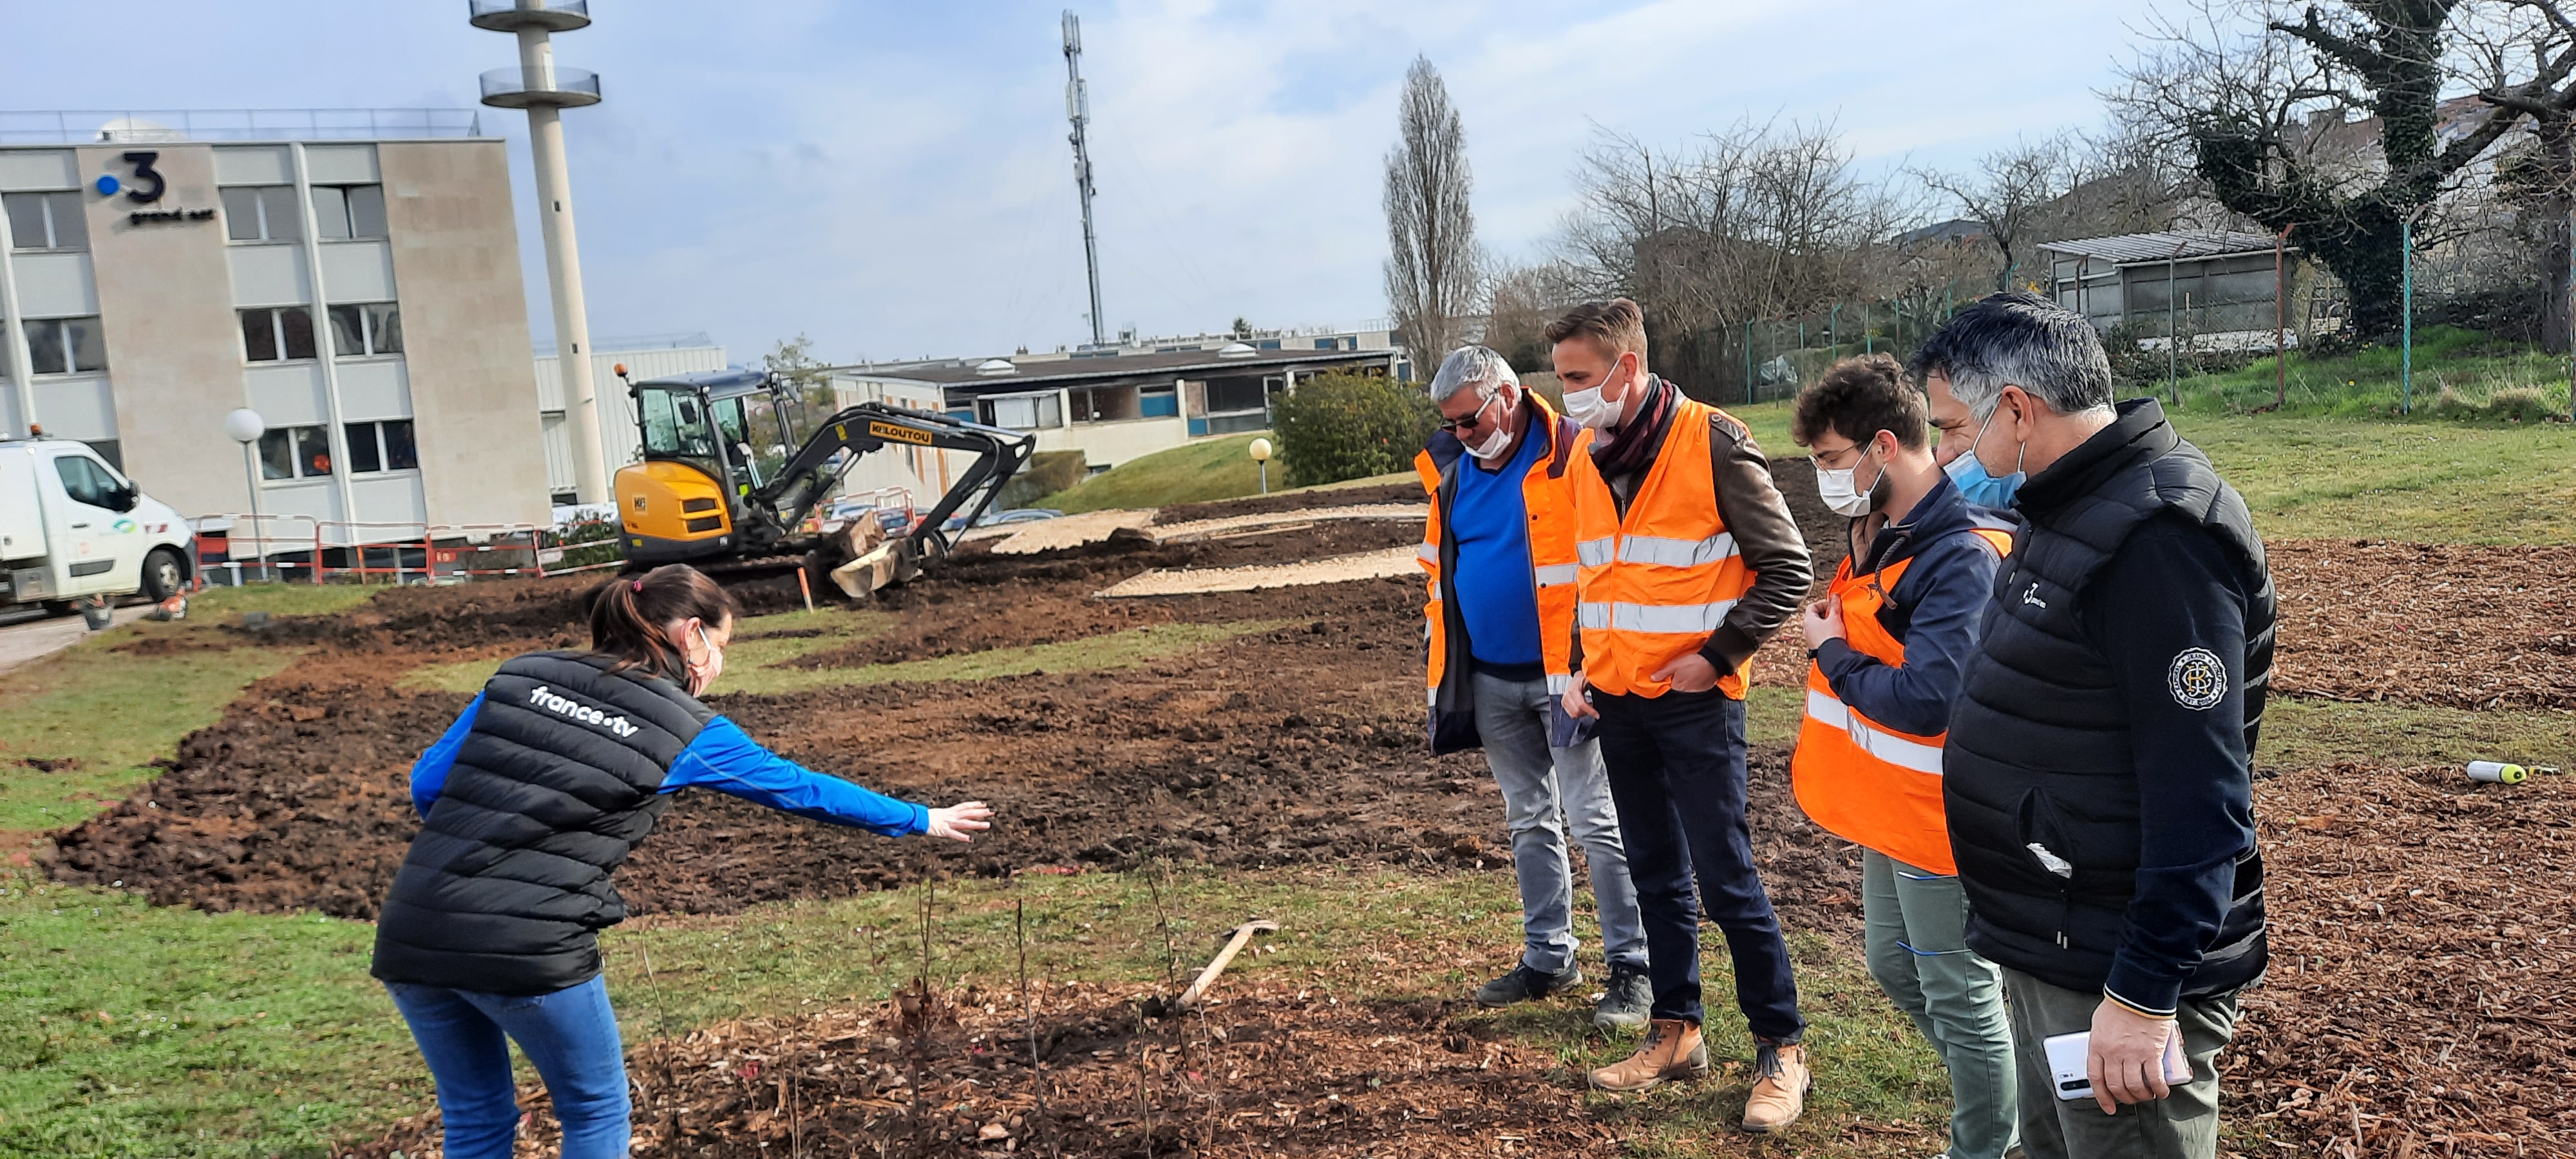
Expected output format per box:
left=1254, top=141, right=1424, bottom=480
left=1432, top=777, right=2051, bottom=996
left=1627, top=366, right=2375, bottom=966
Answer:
left=1437, top=391, right=1504, bottom=433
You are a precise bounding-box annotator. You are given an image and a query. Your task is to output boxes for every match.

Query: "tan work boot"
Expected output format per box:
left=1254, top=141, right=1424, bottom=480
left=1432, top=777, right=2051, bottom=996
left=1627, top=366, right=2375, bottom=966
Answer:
left=1587, top=1018, right=1707, bottom=1092
left=1740, top=1038, right=1810, bottom=1132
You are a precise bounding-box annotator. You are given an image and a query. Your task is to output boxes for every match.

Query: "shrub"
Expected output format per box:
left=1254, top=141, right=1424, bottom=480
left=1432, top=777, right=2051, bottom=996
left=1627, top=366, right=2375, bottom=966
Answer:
left=996, top=450, right=1088, bottom=509
left=1271, top=373, right=1439, bottom=488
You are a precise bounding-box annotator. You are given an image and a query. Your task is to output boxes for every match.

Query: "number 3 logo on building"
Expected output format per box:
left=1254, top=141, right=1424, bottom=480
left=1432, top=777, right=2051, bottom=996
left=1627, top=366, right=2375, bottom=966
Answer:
left=92, top=152, right=166, bottom=204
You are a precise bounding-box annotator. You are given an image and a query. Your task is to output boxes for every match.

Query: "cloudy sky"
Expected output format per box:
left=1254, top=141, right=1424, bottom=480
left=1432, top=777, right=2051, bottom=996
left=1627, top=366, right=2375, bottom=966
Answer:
left=14, top=0, right=2166, bottom=363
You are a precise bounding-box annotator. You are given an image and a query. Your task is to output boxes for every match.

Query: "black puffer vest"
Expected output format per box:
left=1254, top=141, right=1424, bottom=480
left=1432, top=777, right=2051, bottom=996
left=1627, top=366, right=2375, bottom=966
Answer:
left=1945, top=399, right=2275, bottom=999
left=372, top=651, right=714, bottom=995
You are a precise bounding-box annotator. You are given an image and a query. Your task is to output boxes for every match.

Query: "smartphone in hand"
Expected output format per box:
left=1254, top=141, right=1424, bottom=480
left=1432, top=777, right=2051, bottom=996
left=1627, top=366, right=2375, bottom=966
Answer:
left=2044, top=1030, right=2191, bottom=1102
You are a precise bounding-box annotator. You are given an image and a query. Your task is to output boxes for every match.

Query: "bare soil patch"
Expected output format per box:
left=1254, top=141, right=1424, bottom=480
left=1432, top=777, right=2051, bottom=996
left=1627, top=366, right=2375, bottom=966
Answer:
left=1155, top=482, right=1419, bottom=523
left=346, top=980, right=1623, bottom=1158
left=2267, top=540, right=2576, bottom=710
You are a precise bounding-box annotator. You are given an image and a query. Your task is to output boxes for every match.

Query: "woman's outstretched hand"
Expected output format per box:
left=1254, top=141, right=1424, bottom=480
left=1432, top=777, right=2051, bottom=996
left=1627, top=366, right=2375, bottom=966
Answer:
left=925, top=801, right=995, bottom=842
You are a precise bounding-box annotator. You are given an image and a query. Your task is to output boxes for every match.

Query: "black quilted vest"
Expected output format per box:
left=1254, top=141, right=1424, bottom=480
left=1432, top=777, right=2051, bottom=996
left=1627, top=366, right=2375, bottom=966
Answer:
left=372, top=651, right=713, bottom=995
left=1944, top=399, right=2275, bottom=999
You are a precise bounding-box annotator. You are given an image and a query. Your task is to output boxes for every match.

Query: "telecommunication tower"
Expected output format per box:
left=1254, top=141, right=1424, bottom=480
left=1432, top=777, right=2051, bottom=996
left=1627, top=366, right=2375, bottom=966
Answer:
left=1062, top=10, right=1106, bottom=348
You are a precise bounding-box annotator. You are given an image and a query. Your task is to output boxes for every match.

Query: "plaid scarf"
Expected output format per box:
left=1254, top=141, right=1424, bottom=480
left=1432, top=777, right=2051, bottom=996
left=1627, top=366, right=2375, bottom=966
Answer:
left=1587, top=375, right=1676, bottom=482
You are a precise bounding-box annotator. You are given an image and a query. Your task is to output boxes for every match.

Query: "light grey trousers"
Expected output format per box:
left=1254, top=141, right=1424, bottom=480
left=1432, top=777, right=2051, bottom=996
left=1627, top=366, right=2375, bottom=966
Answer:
left=1863, top=850, right=2018, bottom=1159
left=1471, top=670, right=1647, bottom=974
left=2003, top=967, right=2241, bottom=1159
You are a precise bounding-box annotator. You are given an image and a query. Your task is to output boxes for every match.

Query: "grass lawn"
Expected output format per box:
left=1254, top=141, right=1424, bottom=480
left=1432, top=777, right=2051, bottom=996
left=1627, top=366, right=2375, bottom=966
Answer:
left=1036, top=433, right=1276, bottom=513
left=2161, top=325, right=2574, bottom=420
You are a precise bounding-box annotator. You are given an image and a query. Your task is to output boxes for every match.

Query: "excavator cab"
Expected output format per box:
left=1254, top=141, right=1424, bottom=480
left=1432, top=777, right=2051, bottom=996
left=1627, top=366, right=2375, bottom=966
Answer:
left=613, top=368, right=1033, bottom=576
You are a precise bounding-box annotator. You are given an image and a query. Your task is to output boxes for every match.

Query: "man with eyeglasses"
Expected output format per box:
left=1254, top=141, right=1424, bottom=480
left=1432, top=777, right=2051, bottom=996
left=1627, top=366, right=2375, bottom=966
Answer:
left=1416, top=345, right=1653, bottom=1033
left=1789, top=354, right=2018, bottom=1159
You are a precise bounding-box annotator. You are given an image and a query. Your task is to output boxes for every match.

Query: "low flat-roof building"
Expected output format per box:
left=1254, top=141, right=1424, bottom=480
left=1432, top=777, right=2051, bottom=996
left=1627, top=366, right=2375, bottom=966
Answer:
left=2039, top=231, right=2307, bottom=350
left=0, top=110, right=550, bottom=547
left=834, top=339, right=1402, bottom=482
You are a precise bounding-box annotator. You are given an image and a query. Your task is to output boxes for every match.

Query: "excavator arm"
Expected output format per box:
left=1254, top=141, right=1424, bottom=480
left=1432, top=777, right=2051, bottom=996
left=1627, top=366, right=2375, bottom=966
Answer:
left=753, top=401, right=1035, bottom=555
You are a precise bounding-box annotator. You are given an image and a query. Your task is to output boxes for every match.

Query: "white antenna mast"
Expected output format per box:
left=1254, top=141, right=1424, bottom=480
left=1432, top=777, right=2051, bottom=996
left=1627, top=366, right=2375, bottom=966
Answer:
left=1063, top=10, right=1106, bottom=348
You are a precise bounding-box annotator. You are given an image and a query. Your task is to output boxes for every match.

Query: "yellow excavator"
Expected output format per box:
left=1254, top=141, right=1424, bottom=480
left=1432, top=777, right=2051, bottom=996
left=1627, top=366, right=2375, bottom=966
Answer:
left=611, top=368, right=1033, bottom=588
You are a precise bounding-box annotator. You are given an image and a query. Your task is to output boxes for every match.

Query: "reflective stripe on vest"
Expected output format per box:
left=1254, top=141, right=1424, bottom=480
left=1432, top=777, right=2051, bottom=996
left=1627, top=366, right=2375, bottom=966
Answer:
left=1789, top=528, right=2014, bottom=874
left=1419, top=402, right=1589, bottom=702
left=1567, top=397, right=1758, bottom=699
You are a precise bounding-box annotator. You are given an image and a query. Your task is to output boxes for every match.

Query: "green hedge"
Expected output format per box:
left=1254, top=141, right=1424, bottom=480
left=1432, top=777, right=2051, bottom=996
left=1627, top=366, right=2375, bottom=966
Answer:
left=1271, top=373, right=1437, bottom=488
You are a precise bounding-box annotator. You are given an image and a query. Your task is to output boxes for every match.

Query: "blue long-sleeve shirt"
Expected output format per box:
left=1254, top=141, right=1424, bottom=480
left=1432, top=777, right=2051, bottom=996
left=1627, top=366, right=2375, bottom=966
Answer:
left=409, top=692, right=930, bottom=836
left=1814, top=475, right=2005, bottom=738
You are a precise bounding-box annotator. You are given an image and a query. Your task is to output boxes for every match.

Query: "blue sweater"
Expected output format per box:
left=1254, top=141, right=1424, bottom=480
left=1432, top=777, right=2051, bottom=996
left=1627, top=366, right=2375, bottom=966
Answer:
left=1448, top=427, right=1545, bottom=675
left=410, top=693, right=930, bottom=836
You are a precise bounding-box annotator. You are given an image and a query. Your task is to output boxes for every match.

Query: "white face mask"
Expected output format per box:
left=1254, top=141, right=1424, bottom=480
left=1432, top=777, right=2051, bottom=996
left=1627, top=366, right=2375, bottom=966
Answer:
left=1463, top=391, right=1515, bottom=461
left=687, top=621, right=726, bottom=694
left=1814, top=443, right=1886, bottom=518
left=1562, top=355, right=1630, bottom=431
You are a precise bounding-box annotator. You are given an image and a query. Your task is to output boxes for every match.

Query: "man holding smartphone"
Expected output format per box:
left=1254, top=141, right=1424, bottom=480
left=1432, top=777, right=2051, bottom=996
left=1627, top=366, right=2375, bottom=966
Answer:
left=1917, top=294, right=2274, bottom=1159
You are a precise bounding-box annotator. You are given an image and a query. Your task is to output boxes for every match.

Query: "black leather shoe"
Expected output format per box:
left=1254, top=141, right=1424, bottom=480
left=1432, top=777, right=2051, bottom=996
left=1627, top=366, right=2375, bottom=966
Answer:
left=1592, top=963, right=1653, bottom=1032
left=1474, top=961, right=1581, bottom=1007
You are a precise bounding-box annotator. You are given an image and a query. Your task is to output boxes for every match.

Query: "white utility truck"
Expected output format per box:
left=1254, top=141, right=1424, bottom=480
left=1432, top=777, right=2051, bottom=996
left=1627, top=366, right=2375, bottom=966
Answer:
left=0, top=438, right=194, bottom=614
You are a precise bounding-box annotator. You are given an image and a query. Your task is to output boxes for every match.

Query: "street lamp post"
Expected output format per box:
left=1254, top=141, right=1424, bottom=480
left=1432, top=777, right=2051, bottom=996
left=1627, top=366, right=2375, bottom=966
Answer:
left=225, top=408, right=267, bottom=584
left=1249, top=437, right=1273, bottom=495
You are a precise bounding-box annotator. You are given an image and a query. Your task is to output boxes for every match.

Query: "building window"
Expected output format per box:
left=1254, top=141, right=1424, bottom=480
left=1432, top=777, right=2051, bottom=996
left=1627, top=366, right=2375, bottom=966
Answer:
left=310, top=185, right=388, bottom=240
left=240, top=306, right=318, bottom=363
left=220, top=185, right=303, bottom=242
left=23, top=317, right=106, bottom=375
left=84, top=440, right=122, bottom=471
left=343, top=419, right=417, bottom=473
left=4, top=191, right=87, bottom=251
left=328, top=303, right=402, bottom=357
left=981, top=393, right=1062, bottom=429
left=258, top=424, right=333, bottom=480
left=1139, top=386, right=1179, bottom=417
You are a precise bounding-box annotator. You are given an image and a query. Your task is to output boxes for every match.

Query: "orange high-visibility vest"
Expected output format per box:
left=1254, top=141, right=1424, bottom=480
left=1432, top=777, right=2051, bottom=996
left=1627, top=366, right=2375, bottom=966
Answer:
left=1417, top=395, right=1587, bottom=704
left=1567, top=397, right=1758, bottom=699
left=1791, top=528, right=2014, bottom=875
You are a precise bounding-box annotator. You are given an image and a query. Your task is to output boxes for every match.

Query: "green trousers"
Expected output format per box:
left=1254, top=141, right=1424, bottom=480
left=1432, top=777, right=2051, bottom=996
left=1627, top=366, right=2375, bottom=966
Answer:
left=1862, top=850, right=2018, bottom=1159
left=2001, top=967, right=2240, bottom=1159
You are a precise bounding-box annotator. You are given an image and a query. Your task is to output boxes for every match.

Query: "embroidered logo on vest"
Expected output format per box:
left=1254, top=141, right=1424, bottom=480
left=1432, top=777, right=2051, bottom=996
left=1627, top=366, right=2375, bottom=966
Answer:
left=2020, top=582, right=2047, bottom=610
left=527, top=685, right=642, bottom=738
left=2166, top=648, right=2227, bottom=710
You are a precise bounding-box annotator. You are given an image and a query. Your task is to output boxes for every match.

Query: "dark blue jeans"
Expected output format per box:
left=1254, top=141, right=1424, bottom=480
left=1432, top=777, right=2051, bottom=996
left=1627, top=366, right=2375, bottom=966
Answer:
left=384, top=974, right=630, bottom=1159
left=1592, top=687, right=1804, bottom=1041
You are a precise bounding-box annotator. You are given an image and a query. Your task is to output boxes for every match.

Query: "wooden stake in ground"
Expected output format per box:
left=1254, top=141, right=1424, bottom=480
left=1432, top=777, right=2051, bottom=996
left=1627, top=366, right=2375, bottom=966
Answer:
left=1018, top=897, right=1061, bottom=1159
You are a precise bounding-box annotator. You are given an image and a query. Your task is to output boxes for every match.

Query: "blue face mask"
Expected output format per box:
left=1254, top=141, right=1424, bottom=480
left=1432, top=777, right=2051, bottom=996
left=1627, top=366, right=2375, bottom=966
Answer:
left=1944, top=404, right=2025, bottom=509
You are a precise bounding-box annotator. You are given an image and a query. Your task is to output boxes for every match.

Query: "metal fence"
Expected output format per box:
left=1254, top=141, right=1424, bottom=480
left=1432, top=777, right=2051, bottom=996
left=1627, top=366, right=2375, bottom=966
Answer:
left=189, top=516, right=622, bottom=588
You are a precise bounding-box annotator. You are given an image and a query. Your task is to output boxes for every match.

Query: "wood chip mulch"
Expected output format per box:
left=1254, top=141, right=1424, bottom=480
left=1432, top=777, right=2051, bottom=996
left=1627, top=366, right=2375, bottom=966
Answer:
left=2267, top=540, right=2576, bottom=710
left=341, top=979, right=1626, bottom=1158
left=2234, top=761, right=2575, bottom=1156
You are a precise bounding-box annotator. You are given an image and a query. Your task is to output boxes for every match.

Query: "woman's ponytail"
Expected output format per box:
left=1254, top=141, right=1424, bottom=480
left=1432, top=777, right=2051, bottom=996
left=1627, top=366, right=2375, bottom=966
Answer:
left=588, top=565, right=738, bottom=683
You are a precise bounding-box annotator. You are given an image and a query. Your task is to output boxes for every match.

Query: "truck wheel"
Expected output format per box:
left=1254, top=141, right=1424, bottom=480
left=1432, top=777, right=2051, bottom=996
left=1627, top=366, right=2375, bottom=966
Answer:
left=141, top=549, right=188, bottom=603
left=41, top=600, right=76, bottom=618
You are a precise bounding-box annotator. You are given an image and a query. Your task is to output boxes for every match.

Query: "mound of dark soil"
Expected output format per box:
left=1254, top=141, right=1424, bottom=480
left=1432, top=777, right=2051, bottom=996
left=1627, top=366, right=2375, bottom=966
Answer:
left=48, top=573, right=1862, bottom=936
left=346, top=981, right=1625, bottom=1158
left=258, top=574, right=602, bottom=653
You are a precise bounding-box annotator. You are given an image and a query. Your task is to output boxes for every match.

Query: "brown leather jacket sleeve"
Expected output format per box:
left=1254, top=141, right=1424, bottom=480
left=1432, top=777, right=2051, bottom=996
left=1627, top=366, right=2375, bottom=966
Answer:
left=1701, top=412, right=1812, bottom=672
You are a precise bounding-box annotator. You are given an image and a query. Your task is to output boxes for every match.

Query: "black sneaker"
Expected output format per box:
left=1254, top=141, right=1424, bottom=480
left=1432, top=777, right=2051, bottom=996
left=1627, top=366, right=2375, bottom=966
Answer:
left=1591, top=964, right=1652, bottom=1032
left=1474, top=961, right=1580, bottom=1008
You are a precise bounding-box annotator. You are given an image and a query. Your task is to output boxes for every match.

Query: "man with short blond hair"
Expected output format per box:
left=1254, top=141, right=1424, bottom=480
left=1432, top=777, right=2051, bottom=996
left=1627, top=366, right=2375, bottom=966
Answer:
left=1549, top=299, right=1817, bottom=1132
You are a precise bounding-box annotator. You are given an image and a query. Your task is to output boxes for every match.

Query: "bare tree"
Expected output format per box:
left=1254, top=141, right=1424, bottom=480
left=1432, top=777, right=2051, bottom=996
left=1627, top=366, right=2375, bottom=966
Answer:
left=1917, top=136, right=2081, bottom=292
left=1384, top=56, right=1480, bottom=364
left=2114, top=0, right=2576, bottom=339
left=1558, top=118, right=1911, bottom=395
